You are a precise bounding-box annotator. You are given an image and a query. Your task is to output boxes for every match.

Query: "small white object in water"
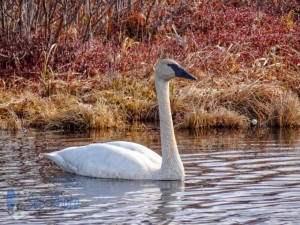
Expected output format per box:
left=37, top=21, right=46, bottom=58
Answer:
left=251, top=119, right=258, bottom=126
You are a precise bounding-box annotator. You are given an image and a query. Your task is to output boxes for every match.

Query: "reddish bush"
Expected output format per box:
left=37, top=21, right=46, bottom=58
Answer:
left=0, top=0, right=299, bottom=81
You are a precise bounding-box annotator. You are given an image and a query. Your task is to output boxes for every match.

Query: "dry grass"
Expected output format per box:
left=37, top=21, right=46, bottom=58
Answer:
left=0, top=91, right=123, bottom=130
left=1, top=74, right=300, bottom=131
left=172, top=81, right=300, bottom=129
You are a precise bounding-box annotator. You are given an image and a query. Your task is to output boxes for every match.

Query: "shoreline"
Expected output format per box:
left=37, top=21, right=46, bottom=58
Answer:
left=1, top=75, right=300, bottom=131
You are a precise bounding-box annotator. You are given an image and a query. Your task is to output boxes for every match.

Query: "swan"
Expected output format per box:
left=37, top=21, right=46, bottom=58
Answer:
left=40, top=59, right=197, bottom=180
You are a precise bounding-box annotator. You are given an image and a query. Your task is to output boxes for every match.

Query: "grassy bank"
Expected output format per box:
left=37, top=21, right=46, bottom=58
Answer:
left=1, top=74, right=300, bottom=130
left=0, top=1, right=299, bottom=130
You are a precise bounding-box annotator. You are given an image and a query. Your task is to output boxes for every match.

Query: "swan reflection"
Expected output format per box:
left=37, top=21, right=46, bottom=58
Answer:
left=47, top=173, right=184, bottom=223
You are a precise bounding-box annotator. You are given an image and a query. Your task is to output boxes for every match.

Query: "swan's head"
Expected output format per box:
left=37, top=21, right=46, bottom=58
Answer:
left=154, top=59, right=197, bottom=81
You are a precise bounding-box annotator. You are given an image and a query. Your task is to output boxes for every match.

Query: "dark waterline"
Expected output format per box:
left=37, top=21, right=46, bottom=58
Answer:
left=0, top=128, right=300, bottom=224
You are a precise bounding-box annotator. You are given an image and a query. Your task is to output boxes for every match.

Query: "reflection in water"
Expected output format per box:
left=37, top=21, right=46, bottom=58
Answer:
left=40, top=174, right=184, bottom=224
left=0, top=128, right=300, bottom=224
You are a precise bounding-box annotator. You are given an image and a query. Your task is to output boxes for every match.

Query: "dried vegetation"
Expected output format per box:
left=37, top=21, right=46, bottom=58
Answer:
left=0, top=0, right=300, bottom=130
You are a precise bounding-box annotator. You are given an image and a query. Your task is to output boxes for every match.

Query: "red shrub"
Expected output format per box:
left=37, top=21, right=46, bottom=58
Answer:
left=0, top=0, right=299, bottom=80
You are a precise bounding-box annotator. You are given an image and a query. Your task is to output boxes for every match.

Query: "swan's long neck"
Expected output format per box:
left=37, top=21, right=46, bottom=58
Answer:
left=155, top=78, right=184, bottom=180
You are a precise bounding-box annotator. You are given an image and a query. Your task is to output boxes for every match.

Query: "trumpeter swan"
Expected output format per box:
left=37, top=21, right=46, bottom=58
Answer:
left=40, top=59, right=197, bottom=180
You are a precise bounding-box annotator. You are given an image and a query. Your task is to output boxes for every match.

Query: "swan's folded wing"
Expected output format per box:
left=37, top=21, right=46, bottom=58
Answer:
left=103, top=141, right=161, bottom=164
left=40, top=142, right=162, bottom=179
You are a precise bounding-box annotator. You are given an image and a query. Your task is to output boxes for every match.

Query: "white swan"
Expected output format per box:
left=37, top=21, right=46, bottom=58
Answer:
left=40, top=59, right=197, bottom=180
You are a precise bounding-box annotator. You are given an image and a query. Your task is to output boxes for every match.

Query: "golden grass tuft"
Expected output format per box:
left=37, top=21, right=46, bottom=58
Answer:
left=0, top=108, right=22, bottom=130
left=176, top=108, right=248, bottom=129
left=170, top=82, right=300, bottom=129
left=217, top=84, right=300, bottom=127
left=275, top=92, right=300, bottom=127
left=39, top=102, right=121, bottom=130
left=0, top=91, right=124, bottom=130
left=30, top=94, right=124, bottom=130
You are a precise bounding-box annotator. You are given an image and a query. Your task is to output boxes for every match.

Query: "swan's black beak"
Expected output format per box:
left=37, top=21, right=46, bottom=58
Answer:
left=168, top=64, right=197, bottom=80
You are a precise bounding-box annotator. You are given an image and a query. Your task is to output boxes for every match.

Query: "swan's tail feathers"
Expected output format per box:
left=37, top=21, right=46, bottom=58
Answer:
left=39, top=152, right=64, bottom=166
left=39, top=153, right=47, bottom=159
left=39, top=152, right=57, bottom=161
left=39, top=152, right=75, bottom=173
left=39, top=152, right=62, bottom=164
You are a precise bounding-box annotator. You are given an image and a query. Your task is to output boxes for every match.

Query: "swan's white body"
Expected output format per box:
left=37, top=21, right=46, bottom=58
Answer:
left=40, top=59, right=196, bottom=180
left=42, top=141, right=162, bottom=179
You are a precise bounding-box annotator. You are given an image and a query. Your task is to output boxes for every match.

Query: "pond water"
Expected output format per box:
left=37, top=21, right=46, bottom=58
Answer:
left=0, top=127, right=300, bottom=224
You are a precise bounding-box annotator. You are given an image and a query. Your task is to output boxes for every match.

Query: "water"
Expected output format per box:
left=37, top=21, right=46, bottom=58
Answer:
left=0, top=128, right=300, bottom=224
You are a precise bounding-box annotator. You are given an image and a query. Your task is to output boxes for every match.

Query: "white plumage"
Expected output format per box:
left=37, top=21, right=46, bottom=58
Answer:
left=40, top=59, right=197, bottom=180
left=42, top=141, right=161, bottom=179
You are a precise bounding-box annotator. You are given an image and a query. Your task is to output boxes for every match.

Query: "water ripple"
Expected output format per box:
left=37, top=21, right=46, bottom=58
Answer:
left=0, top=129, right=300, bottom=224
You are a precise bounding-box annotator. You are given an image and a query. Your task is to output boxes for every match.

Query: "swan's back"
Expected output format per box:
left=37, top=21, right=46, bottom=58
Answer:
left=40, top=141, right=162, bottom=180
